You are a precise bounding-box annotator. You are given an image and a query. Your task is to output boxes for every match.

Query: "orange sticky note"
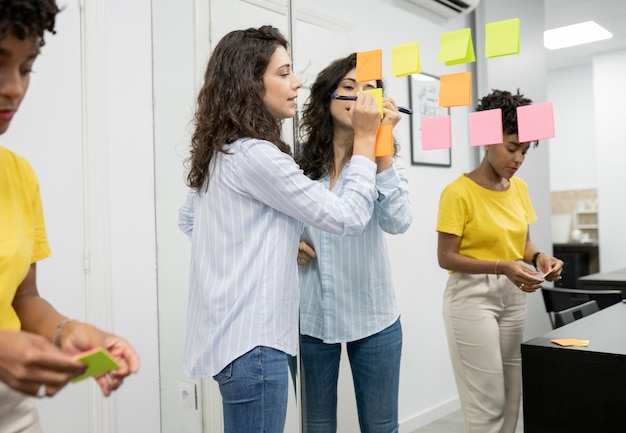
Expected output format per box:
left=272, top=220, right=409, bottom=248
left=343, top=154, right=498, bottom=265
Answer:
left=439, top=72, right=472, bottom=107
left=469, top=109, right=503, bottom=146
left=551, top=339, right=590, bottom=347
left=391, top=41, right=422, bottom=77
left=356, top=49, right=383, bottom=82
left=517, top=102, right=555, bottom=142
left=438, top=28, right=476, bottom=66
left=71, top=347, right=120, bottom=383
left=486, top=18, right=521, bottom=58
left=421, top=116, right=451, bottom=150
left=375, top=125, right=394, bottom=157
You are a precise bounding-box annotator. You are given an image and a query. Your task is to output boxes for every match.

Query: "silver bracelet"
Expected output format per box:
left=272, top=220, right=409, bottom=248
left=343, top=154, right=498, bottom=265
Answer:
left=52, top=318, right=74, bottom=348
left=495, top=260, right=501, bottom=279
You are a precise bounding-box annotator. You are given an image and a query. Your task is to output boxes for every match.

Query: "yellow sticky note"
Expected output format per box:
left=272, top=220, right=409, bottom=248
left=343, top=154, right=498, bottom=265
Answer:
left=439, top=72, right=472, bottom=108
left=485, top=18, right=520, bottom=58
left=362, top=88, right=384, bottom=118
left=438, top=28, right=476, bottom=66
left=71, top=347, right=120, bottom=383
left=391, top=41, right=422, bottom=77
left=551, top=339, right=590, bottom=347
left=375, top=125, right=394, bottom=157
left=356, top=49, right=383, bottom=82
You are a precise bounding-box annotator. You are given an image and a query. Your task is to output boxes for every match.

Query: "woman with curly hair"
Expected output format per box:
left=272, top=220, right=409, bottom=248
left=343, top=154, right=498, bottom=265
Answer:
left=178, top=28, right=382, bottom=433
left=0, top=1, right=139, bottom=431
left=295, top=53, right=412, bottom=433
left=436, top=89, right=563, bottom=433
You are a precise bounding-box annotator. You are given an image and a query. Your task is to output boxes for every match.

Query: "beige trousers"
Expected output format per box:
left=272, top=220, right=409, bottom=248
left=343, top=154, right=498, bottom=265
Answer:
left=0, top=381, right=43, bottom=433
left=443, top=272, right=526, bottom=433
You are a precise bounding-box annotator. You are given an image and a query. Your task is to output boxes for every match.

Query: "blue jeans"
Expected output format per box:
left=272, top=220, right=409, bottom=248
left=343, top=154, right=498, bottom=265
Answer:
left=213, top=346, right=288, bottom=433
left=300, top=318, right=402, bottom=433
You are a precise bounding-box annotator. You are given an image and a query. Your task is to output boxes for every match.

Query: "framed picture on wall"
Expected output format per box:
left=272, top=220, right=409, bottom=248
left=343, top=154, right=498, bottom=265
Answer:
left=408, top=74, right=452, bottom=167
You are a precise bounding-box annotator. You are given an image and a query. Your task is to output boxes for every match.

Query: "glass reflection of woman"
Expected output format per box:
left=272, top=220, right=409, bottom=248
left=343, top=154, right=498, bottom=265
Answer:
left=296, top=53, right=412, bottom=433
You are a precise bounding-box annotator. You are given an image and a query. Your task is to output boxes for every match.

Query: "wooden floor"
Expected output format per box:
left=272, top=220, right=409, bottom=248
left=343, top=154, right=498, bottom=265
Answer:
left=413, top=408, right=524, bottom=433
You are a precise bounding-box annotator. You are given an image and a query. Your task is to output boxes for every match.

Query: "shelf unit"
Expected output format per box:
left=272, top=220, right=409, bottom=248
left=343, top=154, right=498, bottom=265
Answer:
left=573, top=209, right=598, bottom=242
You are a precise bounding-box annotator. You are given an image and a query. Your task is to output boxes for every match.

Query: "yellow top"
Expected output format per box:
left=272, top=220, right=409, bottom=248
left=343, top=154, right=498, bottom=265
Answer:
left=437, top=174, right=536, bottom=263
left=0, top=146, right=51, bottom=330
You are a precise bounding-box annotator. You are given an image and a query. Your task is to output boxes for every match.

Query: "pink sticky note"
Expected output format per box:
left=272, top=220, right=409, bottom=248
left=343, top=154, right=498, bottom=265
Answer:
left=421, top=116, right=451, bottom=150
left=517, top=102, right=555, bottom=142
left=469, top=109, right=503, bottom=146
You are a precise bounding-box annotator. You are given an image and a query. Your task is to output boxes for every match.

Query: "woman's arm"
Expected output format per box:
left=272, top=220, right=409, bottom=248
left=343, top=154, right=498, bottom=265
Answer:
left=375, top=157, right=412, bottom=234
left=12, top=263, right=139, bottom=397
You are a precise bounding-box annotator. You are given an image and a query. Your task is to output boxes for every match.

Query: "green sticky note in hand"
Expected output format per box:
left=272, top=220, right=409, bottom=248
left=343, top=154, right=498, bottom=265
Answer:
left=71, top=347, right=120, bottom=383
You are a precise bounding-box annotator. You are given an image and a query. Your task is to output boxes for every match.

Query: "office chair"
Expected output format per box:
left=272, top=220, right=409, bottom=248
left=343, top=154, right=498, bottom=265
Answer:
left=541, top=286, right=622, bottom=329
left=553, top=300, right=599, bottom=328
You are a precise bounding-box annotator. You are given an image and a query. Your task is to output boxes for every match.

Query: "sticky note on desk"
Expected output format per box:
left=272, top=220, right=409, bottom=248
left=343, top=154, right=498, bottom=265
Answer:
left=551, top=339, right=589, bottom=347
left=71, top=347, right=120, bottom=383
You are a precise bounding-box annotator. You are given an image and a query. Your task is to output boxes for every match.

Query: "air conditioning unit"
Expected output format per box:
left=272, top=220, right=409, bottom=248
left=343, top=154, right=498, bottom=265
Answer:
left=404, top=0, right=480, bottom=20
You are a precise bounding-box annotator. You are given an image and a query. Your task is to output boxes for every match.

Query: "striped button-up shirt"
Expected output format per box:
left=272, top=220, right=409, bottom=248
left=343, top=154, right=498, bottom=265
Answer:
left=299, top=157, right=412, bottom=343
left=178, top=138, right=377, bottom=378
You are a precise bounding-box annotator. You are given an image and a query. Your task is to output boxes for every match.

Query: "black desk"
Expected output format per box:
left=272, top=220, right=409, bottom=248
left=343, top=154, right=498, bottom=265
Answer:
left=579, top=267, right=626, bottom=298
left=521, top=302, right=626, bottom=433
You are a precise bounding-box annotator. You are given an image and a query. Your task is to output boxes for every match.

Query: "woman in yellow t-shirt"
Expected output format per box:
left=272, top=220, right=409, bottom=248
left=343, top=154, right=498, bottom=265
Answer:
left=436, top=89, right=563, bottom=433
left=0, top=2, right=139, bottom=431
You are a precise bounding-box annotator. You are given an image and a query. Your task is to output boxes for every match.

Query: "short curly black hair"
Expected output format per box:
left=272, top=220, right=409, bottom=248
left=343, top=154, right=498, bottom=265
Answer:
left=477, top=89, right=534, bottom=139
left=0, top=0, right=60, bottom=47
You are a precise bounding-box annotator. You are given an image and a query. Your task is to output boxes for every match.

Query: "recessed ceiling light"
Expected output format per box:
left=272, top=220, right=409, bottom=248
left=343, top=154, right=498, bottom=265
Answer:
left=544, top=21, right=613, bottom=50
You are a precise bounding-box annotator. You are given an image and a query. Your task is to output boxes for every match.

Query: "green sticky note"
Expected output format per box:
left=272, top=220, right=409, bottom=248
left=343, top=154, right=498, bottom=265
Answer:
left=391, top=41, right=422, bottom=77
left=71, top=347, right=120, bottom=383
left=485, top=18, right=520, bottom=58
left=438, top=28, right=476, bottom=66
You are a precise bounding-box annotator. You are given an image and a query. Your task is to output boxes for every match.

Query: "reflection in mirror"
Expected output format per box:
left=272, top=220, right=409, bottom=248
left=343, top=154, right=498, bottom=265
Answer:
left=295, top=52, right=409, bottom=432
left=291, top=0, right=474, bottom=431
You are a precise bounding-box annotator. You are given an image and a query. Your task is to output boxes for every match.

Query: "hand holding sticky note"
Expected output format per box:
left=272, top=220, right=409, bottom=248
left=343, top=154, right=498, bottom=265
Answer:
left=71, top=347, right=120, bottom=383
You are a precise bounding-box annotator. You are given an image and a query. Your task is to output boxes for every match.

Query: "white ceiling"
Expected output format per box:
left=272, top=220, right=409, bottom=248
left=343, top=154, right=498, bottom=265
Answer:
left=545, top=0, right=626, bottom=70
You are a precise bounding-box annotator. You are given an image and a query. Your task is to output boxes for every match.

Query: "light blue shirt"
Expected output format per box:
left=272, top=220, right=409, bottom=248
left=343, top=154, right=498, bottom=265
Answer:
left=178, top=138, right=378, bottom=378
left=298, top=157, right=412, bottom=343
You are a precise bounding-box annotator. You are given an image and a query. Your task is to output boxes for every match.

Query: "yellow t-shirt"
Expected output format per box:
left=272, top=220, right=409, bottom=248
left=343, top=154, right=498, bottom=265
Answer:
left=437, top=174, right=536, bottom=263
left=0, top=146, right=51, bottom=330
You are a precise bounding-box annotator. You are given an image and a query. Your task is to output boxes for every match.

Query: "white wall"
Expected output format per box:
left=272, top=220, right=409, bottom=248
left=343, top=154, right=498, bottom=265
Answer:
left=593, top=50, right=626, bottom=272
left=546, top=47, right=626, bottom=273
left=548, top=64, right=597, bottom=191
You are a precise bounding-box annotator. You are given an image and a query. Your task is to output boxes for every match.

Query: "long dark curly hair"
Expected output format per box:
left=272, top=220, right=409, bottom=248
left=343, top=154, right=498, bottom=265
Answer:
left=477, top=89, right=537, bottom=146
left=296, top=53, right=395, bottom=181
left=186, top=25, right=292, bottom=190
left=0, top=0, right=60, bottom=46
